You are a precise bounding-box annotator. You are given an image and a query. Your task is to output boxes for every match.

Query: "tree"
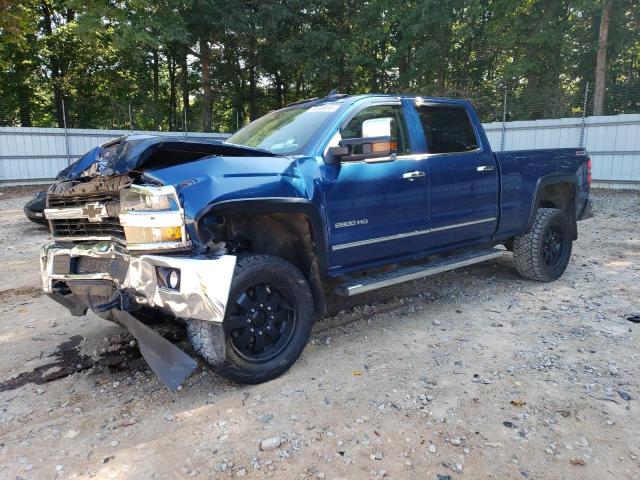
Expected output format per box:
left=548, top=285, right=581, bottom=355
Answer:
left=2, top=0, right=639, bottom=130
left=593, top=0, right=611, bottom=115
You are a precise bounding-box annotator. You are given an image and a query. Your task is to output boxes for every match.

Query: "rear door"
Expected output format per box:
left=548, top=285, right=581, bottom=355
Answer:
left=323, top=102, right=429, bottom=272
left=414, top=102, right=498, bottom=249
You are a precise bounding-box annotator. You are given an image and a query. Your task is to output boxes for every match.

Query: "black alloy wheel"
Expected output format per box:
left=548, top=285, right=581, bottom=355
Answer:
left=542, top=224, right=565, bottom=268
left=226, top=283, right=296, bottom=362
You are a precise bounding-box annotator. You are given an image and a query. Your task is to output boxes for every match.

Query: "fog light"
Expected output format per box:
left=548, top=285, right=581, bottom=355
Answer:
left=168, top=270, right=180, bottom=289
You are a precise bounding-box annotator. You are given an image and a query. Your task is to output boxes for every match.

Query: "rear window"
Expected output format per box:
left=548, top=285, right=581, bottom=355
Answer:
left=416, top=105, right=479, bottom=154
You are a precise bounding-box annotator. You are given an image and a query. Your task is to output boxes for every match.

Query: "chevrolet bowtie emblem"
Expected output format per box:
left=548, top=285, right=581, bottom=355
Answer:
left=82, top=202, right=108, bottom=222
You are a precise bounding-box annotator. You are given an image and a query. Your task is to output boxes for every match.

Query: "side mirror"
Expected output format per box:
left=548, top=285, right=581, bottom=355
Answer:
left=327, top=136, right=393, bottom=163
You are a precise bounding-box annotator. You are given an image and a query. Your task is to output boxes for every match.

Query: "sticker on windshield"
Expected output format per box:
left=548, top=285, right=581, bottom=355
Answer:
left=308, top=103, right=341, bottom=113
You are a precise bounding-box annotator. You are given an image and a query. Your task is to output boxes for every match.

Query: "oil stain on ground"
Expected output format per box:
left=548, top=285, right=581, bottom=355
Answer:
left=0, top=335, right=143, bottom=392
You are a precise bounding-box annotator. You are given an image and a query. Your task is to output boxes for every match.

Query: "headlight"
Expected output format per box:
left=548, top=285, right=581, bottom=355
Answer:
left=119, top=185, right=188, bottom=250
left=120, top=185, right=179, bottom=212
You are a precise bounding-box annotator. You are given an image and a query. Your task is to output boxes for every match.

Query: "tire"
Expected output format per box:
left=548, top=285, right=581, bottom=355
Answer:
left=188, top=254, right=314, bottom=384
left=513, top=208, right=573, bottom=282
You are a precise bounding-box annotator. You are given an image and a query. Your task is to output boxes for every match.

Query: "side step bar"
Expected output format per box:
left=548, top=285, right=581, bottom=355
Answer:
left=334, top=248, right=505, bottom=297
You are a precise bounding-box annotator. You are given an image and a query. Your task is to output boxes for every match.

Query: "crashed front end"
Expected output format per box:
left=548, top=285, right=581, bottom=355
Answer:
left=40, top=175, right=235, bottom=388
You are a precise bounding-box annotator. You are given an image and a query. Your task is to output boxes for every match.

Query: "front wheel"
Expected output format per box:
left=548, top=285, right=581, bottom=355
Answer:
left=512, top=208, right=573, bottom=282
left=188, top=254, right=314, bottom=384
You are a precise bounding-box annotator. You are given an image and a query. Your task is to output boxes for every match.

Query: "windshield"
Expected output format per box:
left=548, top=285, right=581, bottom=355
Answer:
left=226, top=102, right=342, bottom=154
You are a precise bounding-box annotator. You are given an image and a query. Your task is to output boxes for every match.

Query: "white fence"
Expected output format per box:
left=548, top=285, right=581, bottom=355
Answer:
left=0, top=127, right=229, bottom=186
left=1, top=115, right=640, bottom=188
left=484, top=113, right=640, bottom=189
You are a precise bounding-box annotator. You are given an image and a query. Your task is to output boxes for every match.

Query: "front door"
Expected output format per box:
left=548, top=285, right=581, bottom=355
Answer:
left=323, top=103, right=429, bottom=273
left=414, top=102, right=499, bottom=250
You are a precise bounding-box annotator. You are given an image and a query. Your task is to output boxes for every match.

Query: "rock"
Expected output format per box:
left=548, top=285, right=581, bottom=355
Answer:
left=450, top=437, right=461, bottom=446
left=617, top=390, right=632, bottom=401
left=371, top=452, right=383, bottom=460
left=258, top=414, right=274, bottom=423
left=432, top=319, right=442, bottom=326
left=260, top=436, right=281, bottom=451
left=164, top=413, right=176, bottom=422
left=485, top=442, right=504, bottom=448
left=428, top=444, right=437, bottom=453
left=110, top=440, right=119, bottom=447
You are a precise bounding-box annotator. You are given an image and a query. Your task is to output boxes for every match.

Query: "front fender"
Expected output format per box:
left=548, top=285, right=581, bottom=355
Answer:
left=194, top=197, right=328, bottom=275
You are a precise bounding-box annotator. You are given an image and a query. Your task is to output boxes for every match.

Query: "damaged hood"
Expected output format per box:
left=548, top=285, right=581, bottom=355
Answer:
left=57, top=134, right=276, bottom=180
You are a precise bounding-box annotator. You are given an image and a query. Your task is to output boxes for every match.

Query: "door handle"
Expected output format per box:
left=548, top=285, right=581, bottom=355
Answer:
left=402, top=171, right=426, bottom=180
left=476, top=165, right=495, bottom=172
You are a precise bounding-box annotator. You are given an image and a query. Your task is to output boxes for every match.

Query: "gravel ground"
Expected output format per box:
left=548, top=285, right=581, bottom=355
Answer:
left=0, top=187, right=638, bottom=480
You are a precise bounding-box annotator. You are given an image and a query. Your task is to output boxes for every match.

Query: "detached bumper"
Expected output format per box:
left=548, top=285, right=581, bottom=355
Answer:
left=41, top=241, right=236, bottom=323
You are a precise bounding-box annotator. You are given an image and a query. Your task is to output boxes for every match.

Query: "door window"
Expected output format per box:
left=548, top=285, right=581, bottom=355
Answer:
left=416, top=105, right=479, bottom=154
left=342, top=105, right=410, bottom=155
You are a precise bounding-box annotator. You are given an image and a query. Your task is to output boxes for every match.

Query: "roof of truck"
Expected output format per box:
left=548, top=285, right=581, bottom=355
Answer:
left=287, top=93, right=472, bottom=109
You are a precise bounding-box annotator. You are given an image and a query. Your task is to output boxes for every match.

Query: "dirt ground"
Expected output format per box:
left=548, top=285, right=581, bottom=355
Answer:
left=0, top=187, right=638, bottom=480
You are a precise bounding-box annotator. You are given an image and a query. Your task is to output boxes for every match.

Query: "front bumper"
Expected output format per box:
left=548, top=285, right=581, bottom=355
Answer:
left=41, top=241, right=236, bottom=323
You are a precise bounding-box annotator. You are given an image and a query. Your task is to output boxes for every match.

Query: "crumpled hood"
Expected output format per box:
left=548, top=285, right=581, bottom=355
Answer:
left=56, top=134, right=276, bottom=180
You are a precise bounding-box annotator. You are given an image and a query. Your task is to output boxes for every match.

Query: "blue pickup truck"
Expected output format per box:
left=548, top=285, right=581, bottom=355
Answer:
left=40, top=93, right=592, bottom=388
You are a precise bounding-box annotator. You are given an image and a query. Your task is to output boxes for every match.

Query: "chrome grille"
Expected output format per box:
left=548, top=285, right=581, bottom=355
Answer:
left=47, top=192, right=125, bottom=241
left=47, top=192, right=117, bottom=208
left=49, top=217, right=125, bottom=240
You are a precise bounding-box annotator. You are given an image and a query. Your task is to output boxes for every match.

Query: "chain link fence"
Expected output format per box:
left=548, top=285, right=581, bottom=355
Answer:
left=2, top=82, right=640, bottom=132
left=2, top=82, right=640, bottom=187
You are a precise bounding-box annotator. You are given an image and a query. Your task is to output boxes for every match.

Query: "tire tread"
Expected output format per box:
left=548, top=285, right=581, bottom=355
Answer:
left=512, top=208, right=571, bottom=282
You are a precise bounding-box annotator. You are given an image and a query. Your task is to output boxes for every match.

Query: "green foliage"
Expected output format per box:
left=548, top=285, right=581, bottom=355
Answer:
left=1, top=0, right=639, bottom=130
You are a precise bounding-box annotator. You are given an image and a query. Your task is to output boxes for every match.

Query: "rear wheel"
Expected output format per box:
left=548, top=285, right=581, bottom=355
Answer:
left=512, top=208, right=573, bottom=282
left=188, top=254, right=314, bottom=384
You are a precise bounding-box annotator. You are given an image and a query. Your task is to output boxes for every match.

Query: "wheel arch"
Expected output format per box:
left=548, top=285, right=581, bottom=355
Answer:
left=526, top=174, right=578, bottom=240
left=194, top=198, right=328, bottom=316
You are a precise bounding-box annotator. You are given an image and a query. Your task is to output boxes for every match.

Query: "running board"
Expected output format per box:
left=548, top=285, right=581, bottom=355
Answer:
left=334, top=248, right=505, bottom=297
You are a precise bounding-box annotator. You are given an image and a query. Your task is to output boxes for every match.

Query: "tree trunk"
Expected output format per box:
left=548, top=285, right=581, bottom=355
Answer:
left=593, top=0, right=611, bottom=116
left=168, top=53, right=177, bottom=131
left=152, top=49, right=160, bottom=130
left=180, top=46, right=189, bottom=129
left=41, top=0, right=64, bottom=128
left=274, top=71, right=283, bottom=108
left=18, top=88, right=32, bottom=127
left=200, top=38, right=214, bottom=131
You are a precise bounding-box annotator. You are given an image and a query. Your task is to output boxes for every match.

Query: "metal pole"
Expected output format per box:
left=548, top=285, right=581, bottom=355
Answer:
left=184, top=108, right=188, bottom=136
left=61, top=99, right=71, bottom=165
left=128, top=103, right=133, bottom=131
left=579, top=82, right=589, bottom=149
left=500, top=87, right=507, bottom=151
